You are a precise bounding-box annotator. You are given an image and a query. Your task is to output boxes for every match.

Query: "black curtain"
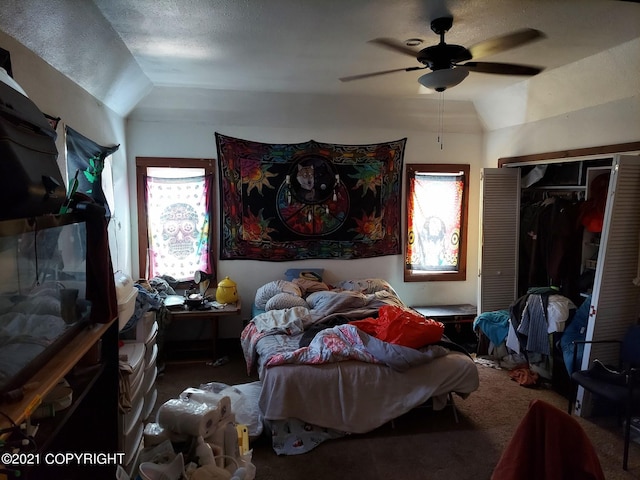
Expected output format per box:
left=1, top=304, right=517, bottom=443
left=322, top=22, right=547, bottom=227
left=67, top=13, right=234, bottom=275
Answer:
left=65, top=126, right=119, bottom=217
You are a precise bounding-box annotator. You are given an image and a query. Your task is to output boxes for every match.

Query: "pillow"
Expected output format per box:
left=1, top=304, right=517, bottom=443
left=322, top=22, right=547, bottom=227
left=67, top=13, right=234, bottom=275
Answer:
left=254, top=280, right=302, bottom=309
left=337, top=278, right=395, bottom=295
left=292, top=277, right=330, bottom=296
left=265, top=292, right=310, bottom=311
left=284, top=268, right=324, bottom=283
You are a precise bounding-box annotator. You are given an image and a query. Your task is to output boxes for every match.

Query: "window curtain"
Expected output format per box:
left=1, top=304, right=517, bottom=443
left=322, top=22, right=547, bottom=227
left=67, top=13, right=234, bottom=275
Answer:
left=65, top=126, right=119, bottom=217
left=145, top=174, right=213, bottom=281
left=407, top=173, right=464, bottom=271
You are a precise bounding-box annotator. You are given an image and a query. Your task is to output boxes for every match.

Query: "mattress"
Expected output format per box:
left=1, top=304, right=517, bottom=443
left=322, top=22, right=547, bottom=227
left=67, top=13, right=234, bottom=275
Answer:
left=259, top=349, right=479, bottom=433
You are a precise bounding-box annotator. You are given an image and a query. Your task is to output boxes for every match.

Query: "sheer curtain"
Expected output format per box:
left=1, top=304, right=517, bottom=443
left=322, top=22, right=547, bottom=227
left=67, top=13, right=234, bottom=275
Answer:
left=145, top=174, right=212, bottom=281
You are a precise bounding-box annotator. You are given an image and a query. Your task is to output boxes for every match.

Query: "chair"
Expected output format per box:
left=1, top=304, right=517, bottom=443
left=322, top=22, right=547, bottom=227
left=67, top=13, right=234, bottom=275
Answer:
left=567, top=324, right=640, bottom=470
left=492, top=399, right=605, bottom=480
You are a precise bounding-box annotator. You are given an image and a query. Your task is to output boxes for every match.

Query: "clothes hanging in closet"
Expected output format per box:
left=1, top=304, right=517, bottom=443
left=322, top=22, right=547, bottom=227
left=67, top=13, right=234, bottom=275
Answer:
left=518, top=196, right=584, bottom=302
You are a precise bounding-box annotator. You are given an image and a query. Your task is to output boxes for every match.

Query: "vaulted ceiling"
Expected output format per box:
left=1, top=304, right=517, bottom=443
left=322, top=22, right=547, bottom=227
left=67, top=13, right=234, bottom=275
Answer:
left=1, top=0, right=639, bottom=131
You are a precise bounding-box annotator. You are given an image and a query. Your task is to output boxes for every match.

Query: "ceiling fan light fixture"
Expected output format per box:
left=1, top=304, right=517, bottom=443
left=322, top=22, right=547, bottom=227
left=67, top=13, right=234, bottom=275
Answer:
left=418, top=68, right=469, bottom=92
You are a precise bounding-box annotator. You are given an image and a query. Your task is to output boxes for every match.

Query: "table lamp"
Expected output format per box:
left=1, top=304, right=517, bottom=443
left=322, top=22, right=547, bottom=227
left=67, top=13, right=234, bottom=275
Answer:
left=193, top=270, right=214, bottom=297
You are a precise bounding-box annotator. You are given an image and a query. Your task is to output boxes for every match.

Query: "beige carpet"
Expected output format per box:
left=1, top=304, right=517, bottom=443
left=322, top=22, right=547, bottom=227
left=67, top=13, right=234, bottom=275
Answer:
left=153, top=345, right=640, bottom=479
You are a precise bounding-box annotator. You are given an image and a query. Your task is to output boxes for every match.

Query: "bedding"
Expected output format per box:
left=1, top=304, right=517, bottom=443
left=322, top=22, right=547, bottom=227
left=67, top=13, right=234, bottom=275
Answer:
left=240, top=277, right=480, bottom=454
left=0, top=287, right=86, bottom=392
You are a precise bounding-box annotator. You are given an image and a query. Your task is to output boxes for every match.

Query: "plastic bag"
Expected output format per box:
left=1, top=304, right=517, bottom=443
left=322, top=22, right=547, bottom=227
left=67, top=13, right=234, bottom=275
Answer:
left=200, top=381, right=264, bottom=439
left=350, top=305, right=444, bottom=348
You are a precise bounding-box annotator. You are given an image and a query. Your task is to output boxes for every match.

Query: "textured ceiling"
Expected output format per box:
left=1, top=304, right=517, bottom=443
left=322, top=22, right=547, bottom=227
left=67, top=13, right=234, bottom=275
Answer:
left=1, top=0, right=639, bottom=122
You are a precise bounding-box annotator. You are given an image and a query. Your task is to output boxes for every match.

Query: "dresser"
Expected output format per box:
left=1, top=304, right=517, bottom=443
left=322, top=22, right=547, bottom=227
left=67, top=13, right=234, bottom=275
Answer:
left=118, top=311, right=158, bottom=475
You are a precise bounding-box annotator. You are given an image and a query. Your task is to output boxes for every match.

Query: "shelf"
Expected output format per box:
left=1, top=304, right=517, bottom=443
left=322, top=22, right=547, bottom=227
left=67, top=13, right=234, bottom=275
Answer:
left=31, top=363, right=106, bottom=452
left=524, top=185, right=586, bottom=191
left=0, top=319, right=116, bottom=431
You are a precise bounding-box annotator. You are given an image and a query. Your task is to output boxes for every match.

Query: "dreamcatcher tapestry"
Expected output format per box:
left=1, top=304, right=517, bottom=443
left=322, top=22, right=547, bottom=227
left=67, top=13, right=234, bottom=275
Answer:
left=215, top=133, right=406, bottom=261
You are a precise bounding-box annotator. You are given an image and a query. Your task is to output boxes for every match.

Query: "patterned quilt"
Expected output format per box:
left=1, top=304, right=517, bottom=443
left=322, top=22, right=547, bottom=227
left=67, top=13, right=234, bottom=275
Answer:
left=240, top=278, right=448, bottom=376
left=241, top=278, right=406, bottom=374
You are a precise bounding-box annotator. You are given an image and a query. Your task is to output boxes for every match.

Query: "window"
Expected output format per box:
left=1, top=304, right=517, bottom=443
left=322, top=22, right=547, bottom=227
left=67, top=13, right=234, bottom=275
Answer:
left=405, top=164, right=470, bottom=282
left=136, top=158, right=215, bottom=281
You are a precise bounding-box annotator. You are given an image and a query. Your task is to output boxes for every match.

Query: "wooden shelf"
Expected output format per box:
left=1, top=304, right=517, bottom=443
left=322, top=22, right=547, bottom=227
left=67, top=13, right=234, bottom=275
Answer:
left=0, top=319, right=115, bottom=430
left=33, top=363, right=106, bottom=452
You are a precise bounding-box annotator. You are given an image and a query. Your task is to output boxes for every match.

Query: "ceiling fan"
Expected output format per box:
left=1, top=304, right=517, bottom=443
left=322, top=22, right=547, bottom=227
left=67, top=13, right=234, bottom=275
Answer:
left=340, top=17, right=546, bottom=92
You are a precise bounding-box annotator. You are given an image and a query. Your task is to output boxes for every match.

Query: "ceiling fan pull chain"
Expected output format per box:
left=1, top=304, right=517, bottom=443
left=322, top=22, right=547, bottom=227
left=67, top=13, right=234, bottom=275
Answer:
left=438, top=92, right=445, bottom=150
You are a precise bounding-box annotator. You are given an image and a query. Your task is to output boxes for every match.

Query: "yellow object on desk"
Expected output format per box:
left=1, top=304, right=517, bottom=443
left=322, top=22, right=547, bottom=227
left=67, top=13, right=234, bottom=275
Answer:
left=216, top=276, right=238, bottom=304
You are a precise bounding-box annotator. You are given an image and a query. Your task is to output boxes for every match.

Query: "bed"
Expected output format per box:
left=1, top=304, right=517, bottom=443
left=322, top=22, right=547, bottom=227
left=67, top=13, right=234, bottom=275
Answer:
left=240, top=274, right=480, bottom=454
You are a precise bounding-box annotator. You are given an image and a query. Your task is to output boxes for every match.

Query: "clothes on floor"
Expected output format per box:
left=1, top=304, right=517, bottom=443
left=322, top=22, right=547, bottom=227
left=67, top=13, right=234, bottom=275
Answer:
left=473, top=310, right=510, bottom=347
left=559, top=295, right=591, bottom=374
left=506, top=291, right=575, bottom=356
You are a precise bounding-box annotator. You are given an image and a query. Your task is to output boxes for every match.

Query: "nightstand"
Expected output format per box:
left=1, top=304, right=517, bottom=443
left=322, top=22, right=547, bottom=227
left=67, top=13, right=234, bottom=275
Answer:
left=412, top=304, right=478, bottom=352
left=165, top=298, right=241, bottom=362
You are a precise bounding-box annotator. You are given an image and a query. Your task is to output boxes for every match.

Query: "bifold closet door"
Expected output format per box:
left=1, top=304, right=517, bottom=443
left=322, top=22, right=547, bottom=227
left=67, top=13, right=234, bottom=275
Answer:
left=575, top=154, right=640, bottom=416
left=479, top=168, right=520, bottom=313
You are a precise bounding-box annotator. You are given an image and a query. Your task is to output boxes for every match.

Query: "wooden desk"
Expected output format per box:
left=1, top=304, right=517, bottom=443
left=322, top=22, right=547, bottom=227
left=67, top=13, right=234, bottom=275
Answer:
left=167, top=298, right=241, bottom=361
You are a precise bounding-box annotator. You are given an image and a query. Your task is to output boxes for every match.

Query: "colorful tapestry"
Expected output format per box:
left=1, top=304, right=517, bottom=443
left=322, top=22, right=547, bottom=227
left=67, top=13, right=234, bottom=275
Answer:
left=216, top=133, right=406, bottom=261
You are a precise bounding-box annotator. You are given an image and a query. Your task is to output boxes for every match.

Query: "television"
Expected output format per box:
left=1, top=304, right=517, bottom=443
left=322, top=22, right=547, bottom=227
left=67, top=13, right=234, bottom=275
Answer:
left=0, top=214, right=92, bottom=399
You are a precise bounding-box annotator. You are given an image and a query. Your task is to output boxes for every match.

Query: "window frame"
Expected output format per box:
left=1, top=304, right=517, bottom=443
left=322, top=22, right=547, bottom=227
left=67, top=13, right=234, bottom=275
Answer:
left=404, top=163, right=470, bottom=282
left=136, top=157, right=216, bottom=281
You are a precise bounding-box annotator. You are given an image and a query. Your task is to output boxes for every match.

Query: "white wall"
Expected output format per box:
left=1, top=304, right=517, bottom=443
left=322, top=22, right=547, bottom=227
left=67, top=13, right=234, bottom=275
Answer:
left=7, top=22, right=637, bottom=339
left=126, top=97, right=484, bottom=336
left=483, top=96, right=640, bottom=167
left=480, top=39, right=640, bottom=166
left=1, top=31, right=130, bottom=275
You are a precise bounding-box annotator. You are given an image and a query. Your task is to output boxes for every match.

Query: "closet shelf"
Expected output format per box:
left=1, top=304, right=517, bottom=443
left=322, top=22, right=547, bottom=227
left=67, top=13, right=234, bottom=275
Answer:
left=524, top=185, right=586, bottom=191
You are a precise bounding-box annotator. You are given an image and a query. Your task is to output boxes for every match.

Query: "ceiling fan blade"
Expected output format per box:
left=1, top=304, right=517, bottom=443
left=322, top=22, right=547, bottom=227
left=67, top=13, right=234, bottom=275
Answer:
left=368, top=38, right=420, bottom=58
left=339, top=66, right=425, bottom=82
left=468, top=28, right=545, bottom=60
left=461, top=61, right=544, bottom=76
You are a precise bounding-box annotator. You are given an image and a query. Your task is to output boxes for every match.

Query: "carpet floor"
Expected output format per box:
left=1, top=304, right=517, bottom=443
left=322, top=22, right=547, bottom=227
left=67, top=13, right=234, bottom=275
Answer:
left=151, top=341, right=640, bottom=479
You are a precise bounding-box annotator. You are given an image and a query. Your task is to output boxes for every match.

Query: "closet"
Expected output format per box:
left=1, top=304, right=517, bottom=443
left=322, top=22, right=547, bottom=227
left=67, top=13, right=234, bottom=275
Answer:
left=479, top=142, right=640, bottom=415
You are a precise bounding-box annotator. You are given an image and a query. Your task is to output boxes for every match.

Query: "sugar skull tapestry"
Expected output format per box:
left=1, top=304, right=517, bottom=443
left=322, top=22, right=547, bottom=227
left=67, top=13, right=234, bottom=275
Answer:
left=215, top=133, right=406, bottom=261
